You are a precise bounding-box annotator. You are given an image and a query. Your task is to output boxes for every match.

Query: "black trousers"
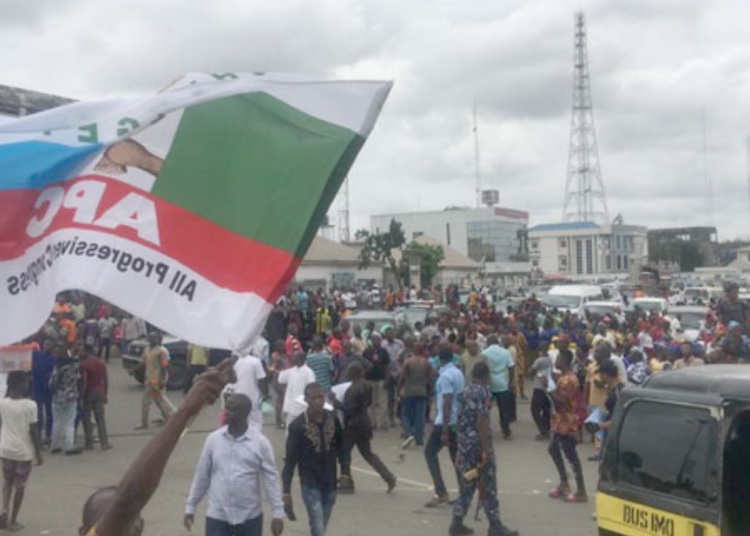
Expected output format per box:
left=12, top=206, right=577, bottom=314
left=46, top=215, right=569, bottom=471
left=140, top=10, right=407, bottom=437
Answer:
left=493, top=391, right=514, bottom=437
left=424, top=425, right=458, bottom=497
left=342, top=427, right=394, bottom=484
left=184, top=364, right=207, bottom=394
left=548, top=433, right=585, bottom=491
left=205, top=515, right=262, bottom=536
left=530, top=389, right=551, bottom=436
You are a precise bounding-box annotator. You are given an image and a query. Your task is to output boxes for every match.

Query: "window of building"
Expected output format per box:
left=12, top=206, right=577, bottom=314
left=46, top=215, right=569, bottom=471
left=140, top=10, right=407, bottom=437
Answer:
left=559, top=256, right=568, bottom=272
left=624, top=255, right=629, bottom=269
left=616, top=255, right=622, bottom=270
left=412, top=231, right=423, bottom=239
left=532, top=260, right=538, bottom=267
left=559, top=239, right=567, bottom=248
left=585, top=240, right=593, bottom=274
left=605, top=255, right=612, bottom=270
left=576, top=241, right=583, bottom=275
left=446, top=223, right=451, bottom=245
left=531, top=241, right=538, bottom=250
left=616, top=235, right=621, bottom=250
left=466, top=220, right=526, bottom=262
left=615, top=402, right=714, bottom=504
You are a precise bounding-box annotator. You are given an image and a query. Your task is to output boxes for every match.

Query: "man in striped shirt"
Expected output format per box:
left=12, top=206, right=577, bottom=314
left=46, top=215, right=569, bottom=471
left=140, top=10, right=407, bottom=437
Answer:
left=306, top=337, right=334, bottom=392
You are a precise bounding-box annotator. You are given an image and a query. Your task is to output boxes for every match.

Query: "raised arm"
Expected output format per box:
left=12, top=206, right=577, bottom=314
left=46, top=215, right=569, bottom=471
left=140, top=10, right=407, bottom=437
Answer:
left=93, top=360, right=232, bottom=536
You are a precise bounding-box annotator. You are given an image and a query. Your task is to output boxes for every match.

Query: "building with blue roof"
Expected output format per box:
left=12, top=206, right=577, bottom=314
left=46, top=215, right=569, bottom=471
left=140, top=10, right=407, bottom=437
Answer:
left=528, top=219, right=647, bottom=281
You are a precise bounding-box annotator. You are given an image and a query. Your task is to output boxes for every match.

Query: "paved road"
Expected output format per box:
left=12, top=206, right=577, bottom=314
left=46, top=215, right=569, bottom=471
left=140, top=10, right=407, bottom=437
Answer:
left=25, top=360, right=600, bottom=536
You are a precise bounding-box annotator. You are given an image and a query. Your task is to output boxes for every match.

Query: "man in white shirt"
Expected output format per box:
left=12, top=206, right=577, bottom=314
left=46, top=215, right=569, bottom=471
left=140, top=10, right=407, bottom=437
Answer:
left=249, top=336, right=270, bottom=367
left=185, top=394, right=284, bottom=536
left=277, top=352, right=315, bottom=430
left=231, top=355, right=267, bottom=430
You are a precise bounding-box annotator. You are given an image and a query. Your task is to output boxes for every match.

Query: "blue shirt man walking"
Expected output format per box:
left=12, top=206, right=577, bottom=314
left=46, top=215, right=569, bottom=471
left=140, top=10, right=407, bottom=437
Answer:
left=424, top=347, right=464, bottom=508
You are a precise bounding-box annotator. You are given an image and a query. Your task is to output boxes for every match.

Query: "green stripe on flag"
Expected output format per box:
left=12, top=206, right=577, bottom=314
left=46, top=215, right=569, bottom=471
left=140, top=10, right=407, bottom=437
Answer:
left=152, top=92, right=362, bottom=256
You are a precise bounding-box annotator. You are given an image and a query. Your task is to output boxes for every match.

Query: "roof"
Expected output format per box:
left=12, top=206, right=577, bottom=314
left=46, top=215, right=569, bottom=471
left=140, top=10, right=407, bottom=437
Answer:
left=0, top=84, right=74, bottom=116
left=301, top=235, right=363, bottom=265
left=528, top=221, right=598, bottom=232
left=643, top=365, right=750, bottom=400
left=394, top=235, right=481, bottom=270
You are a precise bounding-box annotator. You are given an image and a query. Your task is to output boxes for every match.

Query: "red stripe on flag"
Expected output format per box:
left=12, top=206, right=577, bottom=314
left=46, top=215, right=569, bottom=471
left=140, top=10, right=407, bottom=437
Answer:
left=0, top=174, right=300, bottom=300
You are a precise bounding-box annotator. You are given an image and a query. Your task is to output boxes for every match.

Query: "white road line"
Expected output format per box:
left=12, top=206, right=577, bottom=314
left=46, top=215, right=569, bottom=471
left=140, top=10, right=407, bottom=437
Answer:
left=350, top=466, right=546, bottom=496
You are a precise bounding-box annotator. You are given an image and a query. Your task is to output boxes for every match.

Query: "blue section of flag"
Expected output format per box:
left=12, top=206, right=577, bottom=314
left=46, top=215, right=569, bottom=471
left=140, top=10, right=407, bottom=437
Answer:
left=0, top=141, right=103, bottom=190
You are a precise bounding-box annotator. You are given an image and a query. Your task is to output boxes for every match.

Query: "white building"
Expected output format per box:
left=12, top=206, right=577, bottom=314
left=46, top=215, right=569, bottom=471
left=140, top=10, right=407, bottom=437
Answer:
left=371, top=206, right=531, bottom=287
left=528, top=221, right=648, bottom=281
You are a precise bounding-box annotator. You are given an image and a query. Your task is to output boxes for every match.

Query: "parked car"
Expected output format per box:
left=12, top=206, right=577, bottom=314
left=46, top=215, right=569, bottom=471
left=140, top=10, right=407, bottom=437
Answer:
left=344, top=310, right=399, bottom=335
left=542, top=285, right=605, bottom=316
left=683, top=286, right=723, bottom=304
left=122, top=336, right=228, bottom=390
left=584, top=301, right=623, bottom=318
left=666, top=305, right=709, bottom=342
left=630, top=297, right=669, bottom=315
left=395, top=301, right=446, bottom=328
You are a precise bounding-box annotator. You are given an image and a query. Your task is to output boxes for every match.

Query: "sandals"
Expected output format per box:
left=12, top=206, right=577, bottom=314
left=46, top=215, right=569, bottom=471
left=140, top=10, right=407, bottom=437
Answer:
left=548, top=485, right=571, bottom=499
left=424, top=494, right=451, bottom=507
left=563, top=491, right=588, bottom=503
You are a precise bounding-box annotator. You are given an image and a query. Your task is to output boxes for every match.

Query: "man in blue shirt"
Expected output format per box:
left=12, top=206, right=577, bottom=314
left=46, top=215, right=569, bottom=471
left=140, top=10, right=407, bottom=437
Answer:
left=483, top=336, right=515, bottom=440
left=424, top=346, right=464, bottom=508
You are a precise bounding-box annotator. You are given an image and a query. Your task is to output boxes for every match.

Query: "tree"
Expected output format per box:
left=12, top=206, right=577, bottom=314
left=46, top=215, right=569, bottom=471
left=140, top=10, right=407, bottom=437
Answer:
left=356, top=219, right=406, bottom=290
left=404, top=241, right=445, bottom=288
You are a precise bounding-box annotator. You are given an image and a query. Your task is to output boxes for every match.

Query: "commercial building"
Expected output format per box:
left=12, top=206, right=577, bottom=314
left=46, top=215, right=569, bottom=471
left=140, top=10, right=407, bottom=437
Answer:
left=528, top=221, right=648, bottom=281
left=370, top=206, right=531, bottom=287
left=647, top=226, right=719, bottom=270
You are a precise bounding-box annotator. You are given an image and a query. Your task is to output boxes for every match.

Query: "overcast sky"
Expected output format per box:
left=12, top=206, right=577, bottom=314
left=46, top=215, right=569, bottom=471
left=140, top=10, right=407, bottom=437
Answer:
left=5, top=0, right=750, bottom=240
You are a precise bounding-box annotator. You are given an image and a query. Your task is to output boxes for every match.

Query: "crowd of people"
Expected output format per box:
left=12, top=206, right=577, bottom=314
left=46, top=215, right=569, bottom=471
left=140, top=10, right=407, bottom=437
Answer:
left=4, top=279, right=749, bottom=535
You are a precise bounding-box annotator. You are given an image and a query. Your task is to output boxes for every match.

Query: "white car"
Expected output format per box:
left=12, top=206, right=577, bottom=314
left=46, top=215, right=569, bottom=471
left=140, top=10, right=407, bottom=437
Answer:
left=543, top=285, right=605, bottom=316
left=666, top=305, right=708, bottom=342
left=631, top=297, right=669, bottom=315
left=584, top=301, right=624, bottom=319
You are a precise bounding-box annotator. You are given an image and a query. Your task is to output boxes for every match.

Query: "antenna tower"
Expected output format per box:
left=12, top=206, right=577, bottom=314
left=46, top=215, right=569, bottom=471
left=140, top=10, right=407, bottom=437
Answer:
left=337, top=177, right=350, bottom=242
left=702, top=110, right=713, bottom=227
left=562, top=12, right=609, bottom=223
left=747, top=137, right=750, bottom=237
left=473, top=103, right=482, bottom=208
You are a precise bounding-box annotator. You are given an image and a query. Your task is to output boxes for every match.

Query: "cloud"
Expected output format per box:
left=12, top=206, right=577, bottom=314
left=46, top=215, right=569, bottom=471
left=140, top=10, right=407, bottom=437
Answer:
left=2, top=0, right=750, bottom=240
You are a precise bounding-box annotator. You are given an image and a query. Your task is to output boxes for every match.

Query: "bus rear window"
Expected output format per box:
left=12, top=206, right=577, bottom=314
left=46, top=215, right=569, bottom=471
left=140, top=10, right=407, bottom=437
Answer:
left=615, top=402, right=716, bottom=503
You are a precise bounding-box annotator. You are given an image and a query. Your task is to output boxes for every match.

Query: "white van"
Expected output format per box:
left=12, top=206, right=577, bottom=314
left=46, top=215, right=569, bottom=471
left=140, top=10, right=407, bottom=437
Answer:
left=542, top=285, right=604, bottom=316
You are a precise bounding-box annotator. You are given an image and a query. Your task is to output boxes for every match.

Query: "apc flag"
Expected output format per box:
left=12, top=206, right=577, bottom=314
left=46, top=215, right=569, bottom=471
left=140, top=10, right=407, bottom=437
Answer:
left=0, top=73, right=391, bottom=350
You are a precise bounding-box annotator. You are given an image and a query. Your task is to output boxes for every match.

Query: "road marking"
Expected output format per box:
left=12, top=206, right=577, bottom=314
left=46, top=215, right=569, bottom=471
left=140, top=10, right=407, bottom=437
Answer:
left=351, top=466, right=549, bottom=496
left=351, top=466, right=432, bottom=489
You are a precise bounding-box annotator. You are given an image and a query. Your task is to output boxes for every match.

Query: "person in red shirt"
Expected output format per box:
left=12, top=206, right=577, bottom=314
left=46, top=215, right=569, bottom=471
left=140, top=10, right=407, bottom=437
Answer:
left=78, top=343, right=112, bottom=451
left=284, top=324, right=302, bottom=356
left=546, top=349, right=586, bottom=503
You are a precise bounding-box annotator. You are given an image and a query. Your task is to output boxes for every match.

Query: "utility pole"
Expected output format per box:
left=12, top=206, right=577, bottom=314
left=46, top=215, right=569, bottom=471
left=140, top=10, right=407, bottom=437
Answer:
left=473, top=103, right=482, bottom=208
left=337, top=176, right=350, bottom=242
left=562, top=11, right=609, bottom=223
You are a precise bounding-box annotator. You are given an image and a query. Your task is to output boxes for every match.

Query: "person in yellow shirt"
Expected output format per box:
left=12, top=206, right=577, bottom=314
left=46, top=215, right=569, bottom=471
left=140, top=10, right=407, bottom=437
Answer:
left=183, top=344, right=208, bottom=394
left=136, top=333, right=172, bottom=430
